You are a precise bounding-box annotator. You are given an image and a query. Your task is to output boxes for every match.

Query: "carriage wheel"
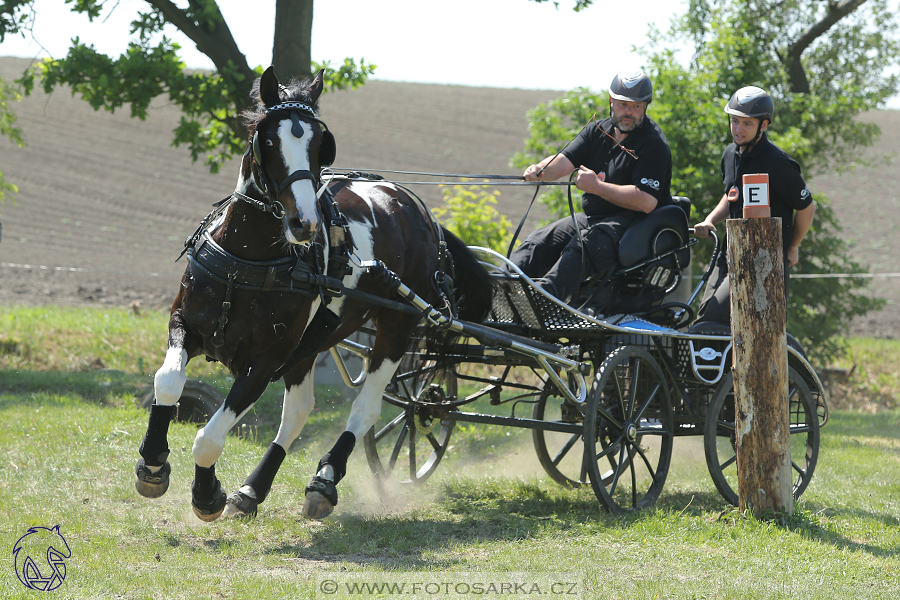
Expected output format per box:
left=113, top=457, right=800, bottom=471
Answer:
left=532, top=380, right=589, bottom=488
left=363, top=347, right=457, bottom=485
left=584, top=346, right=674, bottom=514
left=704, top=366, right=820, bottom=506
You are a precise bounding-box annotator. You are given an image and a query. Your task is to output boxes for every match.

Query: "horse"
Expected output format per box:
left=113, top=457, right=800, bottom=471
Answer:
left=134, top=66, right=493, bottom=521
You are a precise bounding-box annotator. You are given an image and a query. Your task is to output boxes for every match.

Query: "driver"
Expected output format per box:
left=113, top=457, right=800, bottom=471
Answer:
left=510, top=70, right=673, bottom=305
left=692, top=86, right=816, bottom=326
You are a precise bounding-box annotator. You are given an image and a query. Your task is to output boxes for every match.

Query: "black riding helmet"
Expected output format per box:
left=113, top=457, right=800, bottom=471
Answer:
left=608, top=70, right=653, bottom=104
left=724, top=86, right=774, bottom=124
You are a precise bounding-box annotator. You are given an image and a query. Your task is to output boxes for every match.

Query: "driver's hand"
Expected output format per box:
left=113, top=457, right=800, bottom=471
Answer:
left=694, top=222, right=715, bottom=238
left=523, top=164, right=542, bottom=182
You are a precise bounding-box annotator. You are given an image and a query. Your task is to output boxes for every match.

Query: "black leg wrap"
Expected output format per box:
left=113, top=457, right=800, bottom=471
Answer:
left=138, top=404, right=176, bottom=466
left=318, top=431, right=356, bottom=485
left=244, top=443, right=287, bottom=503
left=191, top=464, right=227, bottom=522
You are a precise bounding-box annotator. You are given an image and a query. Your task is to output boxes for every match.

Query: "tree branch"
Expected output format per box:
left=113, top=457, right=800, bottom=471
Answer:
left=143, top=0, right=255, bottom=85
left=784, top=0, right=868, bottom=93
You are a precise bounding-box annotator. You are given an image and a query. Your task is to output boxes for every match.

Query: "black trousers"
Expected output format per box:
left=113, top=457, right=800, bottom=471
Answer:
left=509, top=213, right=631, bottom=303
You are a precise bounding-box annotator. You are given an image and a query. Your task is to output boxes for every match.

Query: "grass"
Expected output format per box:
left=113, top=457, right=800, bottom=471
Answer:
left=1, top=306, right=900, bottom=599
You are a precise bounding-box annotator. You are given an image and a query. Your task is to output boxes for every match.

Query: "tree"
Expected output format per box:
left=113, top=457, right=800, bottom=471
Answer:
left=514, top=0, right=898, bottom=363
left=434, top=185, right=513, bottom=254
left=0, top=0, right=375, bottom=172
left=0, top=75, right=24, bottom=206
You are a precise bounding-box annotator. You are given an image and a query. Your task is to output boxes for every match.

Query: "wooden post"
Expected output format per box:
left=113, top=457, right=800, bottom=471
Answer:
left=726, top=217, right=793, bottom=517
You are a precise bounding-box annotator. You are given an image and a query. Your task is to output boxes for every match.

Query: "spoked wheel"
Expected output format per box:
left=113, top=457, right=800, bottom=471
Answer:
left=704, top=366, right=820, bottom=506
left=532, top=379, right=590, bottom=488
left=363, top=343, right=457, bottom=485
left=584, top=346, right=674, bottom=514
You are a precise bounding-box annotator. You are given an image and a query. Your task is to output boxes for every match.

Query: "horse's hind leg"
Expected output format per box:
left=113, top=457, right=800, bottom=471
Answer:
left=135, top=313, right=190, bottom=499
left=302, top=356, right=400, bottom=519
left=223, top=363, right=317, bottom=519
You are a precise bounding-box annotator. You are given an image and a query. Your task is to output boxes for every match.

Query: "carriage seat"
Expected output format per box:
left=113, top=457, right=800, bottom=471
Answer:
left=572, top=196, right=692, bottom=322
left=617, top=196, right=691, bottom=271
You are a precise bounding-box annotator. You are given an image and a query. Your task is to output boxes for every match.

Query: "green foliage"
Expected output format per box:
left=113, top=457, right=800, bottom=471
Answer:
left=517, top=0, right=897, bottom=364
left=0, top=74, right=24, bottom=204
left=312, top=57, right=377, bottom=92
left=434, top=184, right=513, bottom=253
left=641, top=0, right=897, bottom=364
left=5, top=0, right=375, bottom=173
left=511, top=88, right=608, bottom=220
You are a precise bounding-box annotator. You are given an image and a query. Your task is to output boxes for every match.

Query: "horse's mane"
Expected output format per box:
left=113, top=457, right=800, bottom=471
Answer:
left=241, top=76, right=322, bottom=134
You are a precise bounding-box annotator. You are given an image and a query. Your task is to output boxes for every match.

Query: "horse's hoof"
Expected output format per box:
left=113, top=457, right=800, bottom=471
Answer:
left=191, top=481, right=227, bottom=522
left=134, top=458, right=171, bottom=498
left=302, top=473, right=337, bottom=519
left=223, top=489, right=258, bottom=519
left=302, top=491, right=335, bottom=520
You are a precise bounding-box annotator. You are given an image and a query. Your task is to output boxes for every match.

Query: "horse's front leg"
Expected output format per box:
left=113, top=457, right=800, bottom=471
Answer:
left=135, top=312, right=190, bottom=499
left=223, top=361, right=317, bottom=519
left=191, top=368, right=272, bottom=522
left=302, top=359, right=399, bottom=519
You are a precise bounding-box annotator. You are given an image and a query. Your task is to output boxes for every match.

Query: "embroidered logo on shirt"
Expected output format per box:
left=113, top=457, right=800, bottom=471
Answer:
left=598, top=171, right=606, bottom=182
left=640, top=178, right=660, bottom=190
left=800, top=186, right=810, bottom=200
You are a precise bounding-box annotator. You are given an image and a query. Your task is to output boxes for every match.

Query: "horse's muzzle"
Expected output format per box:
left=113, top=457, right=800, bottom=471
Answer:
left=286, top=215, right=317, bottom=244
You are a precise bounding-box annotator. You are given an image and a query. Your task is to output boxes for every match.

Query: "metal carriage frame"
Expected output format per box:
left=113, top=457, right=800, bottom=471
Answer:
left=329, top=235, right=830, bottom=515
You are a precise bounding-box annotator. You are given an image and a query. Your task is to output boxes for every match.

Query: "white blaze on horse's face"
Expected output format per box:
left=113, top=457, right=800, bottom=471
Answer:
left=278, top=118, right=320, bottom=245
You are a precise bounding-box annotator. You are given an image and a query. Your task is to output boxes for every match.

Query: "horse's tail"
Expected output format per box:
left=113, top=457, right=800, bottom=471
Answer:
left=441, top=227, right=493, bottom=323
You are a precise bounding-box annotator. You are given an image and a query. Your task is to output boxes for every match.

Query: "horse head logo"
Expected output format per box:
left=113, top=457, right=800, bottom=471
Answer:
left=12, top=525, right=71, bottom=591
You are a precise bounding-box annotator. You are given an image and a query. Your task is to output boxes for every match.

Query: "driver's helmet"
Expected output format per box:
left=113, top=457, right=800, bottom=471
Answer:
left=608, top=70, right=653, bottom=104
left=724, top=86, right=774, bottom=123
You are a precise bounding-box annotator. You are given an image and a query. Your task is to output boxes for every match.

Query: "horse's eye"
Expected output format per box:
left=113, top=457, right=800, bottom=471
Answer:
left=265, top=139, right=274, bottom=147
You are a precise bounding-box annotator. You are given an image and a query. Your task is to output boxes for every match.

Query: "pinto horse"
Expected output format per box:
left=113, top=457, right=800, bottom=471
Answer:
left=134, top=67, right=492, bottom=521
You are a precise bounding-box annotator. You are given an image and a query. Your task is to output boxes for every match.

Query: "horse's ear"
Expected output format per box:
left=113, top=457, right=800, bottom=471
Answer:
left=259, top=66, right=281, bottom=108
left=310, top=69, right=326, bottom=103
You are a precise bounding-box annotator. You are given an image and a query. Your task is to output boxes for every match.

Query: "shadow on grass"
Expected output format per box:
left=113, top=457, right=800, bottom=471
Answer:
left=262, top=483, right=733, bottom=569
left=791, top=501, right=900, bottom=558
left=0, top=368, right=146, bottom=406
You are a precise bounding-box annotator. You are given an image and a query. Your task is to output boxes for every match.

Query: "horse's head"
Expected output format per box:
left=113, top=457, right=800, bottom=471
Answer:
left=243, top=67, right=336, bottom=245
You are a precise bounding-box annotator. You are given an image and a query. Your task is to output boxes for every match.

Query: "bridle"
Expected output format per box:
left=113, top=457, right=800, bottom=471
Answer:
left=234, top=101, right=336, bottom=218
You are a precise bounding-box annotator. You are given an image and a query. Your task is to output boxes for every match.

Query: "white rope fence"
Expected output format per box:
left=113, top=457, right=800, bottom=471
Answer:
left=1, top=261, right=175, bottom=278
left=4, top=260, right=900, bottom=281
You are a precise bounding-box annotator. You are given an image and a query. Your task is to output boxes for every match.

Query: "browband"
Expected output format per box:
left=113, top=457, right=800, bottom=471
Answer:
left=266, top=102, right=317, bottom=115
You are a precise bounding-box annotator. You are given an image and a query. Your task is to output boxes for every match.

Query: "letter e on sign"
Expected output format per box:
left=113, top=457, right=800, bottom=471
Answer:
left=742, top=173, right=770, bottom=218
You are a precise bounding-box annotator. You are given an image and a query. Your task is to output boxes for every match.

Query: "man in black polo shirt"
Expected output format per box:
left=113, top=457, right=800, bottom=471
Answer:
left=510, top=70, right=673, bottom=305
left=693, top=86, right=816, bottom=325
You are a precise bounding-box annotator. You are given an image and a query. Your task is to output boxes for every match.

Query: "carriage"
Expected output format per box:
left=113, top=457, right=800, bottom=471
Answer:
left=328, top=191, right=830, bottom=515
left=135, top=67, right=828, bottom=521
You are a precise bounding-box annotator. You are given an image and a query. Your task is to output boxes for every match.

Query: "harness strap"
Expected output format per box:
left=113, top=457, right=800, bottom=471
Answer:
left=211, top=274, right=235, bottom=348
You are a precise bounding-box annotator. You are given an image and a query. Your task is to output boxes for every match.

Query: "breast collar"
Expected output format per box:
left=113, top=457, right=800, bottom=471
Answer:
left=182, top=187, right=355, bottom=301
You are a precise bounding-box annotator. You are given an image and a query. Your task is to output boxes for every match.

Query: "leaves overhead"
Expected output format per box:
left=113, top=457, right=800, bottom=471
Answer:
left=3, top=0, right=375, bottom=172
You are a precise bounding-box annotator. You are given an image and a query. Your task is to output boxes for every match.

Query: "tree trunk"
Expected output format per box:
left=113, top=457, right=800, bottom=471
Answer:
left=273, top=0, right=314, bottom=83
left=727, top=218, right=792, bottom=518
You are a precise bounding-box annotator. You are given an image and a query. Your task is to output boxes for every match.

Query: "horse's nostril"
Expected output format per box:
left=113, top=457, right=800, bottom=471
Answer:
left=289, top=217, right=304, bottom=232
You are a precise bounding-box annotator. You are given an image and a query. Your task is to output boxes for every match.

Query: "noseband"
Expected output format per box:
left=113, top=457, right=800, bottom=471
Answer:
left=237, top=101, right=333, bottom=218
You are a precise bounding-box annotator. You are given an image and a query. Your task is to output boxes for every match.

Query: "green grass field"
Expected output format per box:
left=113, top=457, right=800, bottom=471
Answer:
left=1, top=307, right=899, bottom=599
